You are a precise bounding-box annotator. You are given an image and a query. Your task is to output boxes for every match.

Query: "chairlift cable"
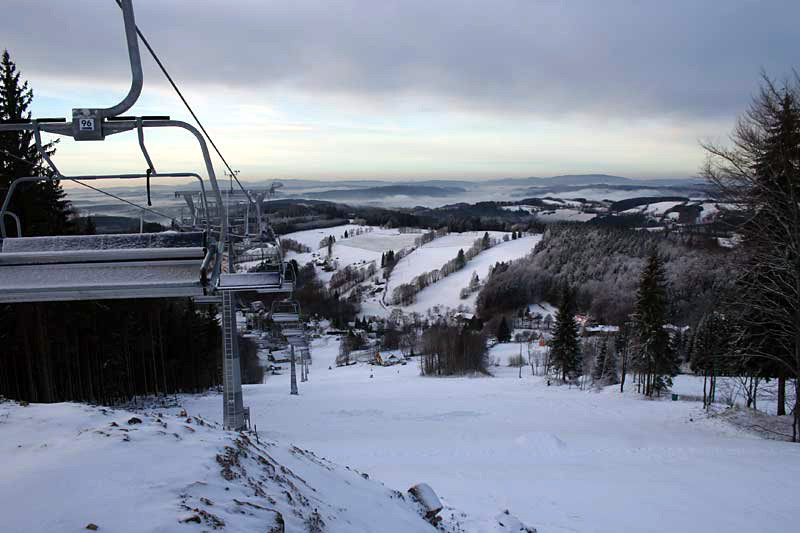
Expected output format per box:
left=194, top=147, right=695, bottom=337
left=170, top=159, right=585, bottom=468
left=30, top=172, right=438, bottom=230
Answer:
left=113, top=0, right=251, bottom=200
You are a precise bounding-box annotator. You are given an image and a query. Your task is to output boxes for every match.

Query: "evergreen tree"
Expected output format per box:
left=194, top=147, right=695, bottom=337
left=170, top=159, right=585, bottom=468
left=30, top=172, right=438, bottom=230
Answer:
left=482, top=231, right=490, bottom=250
left=631, top=251, right=677, bottom=396
left=592, top=339, right=608, bottom=384
left=603, top=338, right=619, bottom=385
left=469, top=270, right=480, bottom=290
left=703, top=75, right=800, bottom=437
left=0, top=49, right=72, bottom=236
left=455, top=248, right=466, bottom=270
left=496, top=316, right=511, bottom=343
left=550, top=286, right=580, bottom=381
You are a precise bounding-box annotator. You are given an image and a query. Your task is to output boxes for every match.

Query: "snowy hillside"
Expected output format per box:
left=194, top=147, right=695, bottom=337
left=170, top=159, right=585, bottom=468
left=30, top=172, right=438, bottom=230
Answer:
left=387, top=234, right=541, bottom=316
left=0, top=401, right=439, bottom=533
left=283, top=225, right=418, bottom=284
left=385, top=231, right=506, bottom=298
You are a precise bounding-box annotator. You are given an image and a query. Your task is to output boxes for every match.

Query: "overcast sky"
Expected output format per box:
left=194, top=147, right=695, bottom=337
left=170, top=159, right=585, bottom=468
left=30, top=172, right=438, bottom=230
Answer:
left=2, top=0, right=799, bottom=183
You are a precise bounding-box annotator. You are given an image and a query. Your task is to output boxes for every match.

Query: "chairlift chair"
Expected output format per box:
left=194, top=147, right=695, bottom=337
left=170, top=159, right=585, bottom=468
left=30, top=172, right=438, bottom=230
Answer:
left=270, top=299, right=301, bottom=322
left=0, top=0, right=296, bottom=430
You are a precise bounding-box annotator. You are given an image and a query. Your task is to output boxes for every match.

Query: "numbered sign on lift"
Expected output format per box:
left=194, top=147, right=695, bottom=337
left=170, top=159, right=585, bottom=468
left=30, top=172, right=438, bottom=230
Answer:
left=72, top=108, right=105, bottom=140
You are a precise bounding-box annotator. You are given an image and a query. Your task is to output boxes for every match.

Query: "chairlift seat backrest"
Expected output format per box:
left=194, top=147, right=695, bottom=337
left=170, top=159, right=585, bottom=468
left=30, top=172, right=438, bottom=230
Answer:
left=1, top=231, right=206, bottom=253
left=0, top=231, right=210, bottom=303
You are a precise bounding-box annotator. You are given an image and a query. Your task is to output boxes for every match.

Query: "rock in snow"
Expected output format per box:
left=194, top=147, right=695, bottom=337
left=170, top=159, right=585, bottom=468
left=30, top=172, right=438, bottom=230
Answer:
left=408, top=482, right=443, bottom=520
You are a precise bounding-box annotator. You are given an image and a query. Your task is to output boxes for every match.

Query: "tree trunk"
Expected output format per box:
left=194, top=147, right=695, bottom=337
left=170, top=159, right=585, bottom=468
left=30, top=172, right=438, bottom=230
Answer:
left=777, top=375, right=786, bottom=416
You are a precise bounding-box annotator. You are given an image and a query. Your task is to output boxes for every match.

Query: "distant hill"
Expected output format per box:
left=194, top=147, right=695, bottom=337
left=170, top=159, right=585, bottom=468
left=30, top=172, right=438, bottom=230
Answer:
left=306, top=185, right=466, bottom=200
left=491, top=174, right=703, bottom=188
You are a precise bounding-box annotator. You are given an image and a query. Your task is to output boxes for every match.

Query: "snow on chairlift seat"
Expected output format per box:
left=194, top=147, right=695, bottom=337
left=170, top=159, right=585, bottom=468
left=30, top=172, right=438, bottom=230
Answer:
left=271, top=312, right=300, bottom=322
left=0, top=232, right=209, bottom=303
left=217, top=272, right=285, bottom=291
left=287, top=336, right=309, bottom=348
left=270, top=300, right=301, bottom=322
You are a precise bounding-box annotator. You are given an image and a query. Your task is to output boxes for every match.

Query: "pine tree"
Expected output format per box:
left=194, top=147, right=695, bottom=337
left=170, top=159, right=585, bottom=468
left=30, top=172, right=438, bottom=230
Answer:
left=592, top=339, right=608, bottom=384
left=631, top=251, right=676, bottom=396
left=469, top=270, right=480, bottom=290
left=496, top=316, right=511, bottom=343
left=550, top=286, right=580, bottom=381
left=455, top=248, right=466, bottom=270
left=0, top=49, right=72, bottom=236
left=482, top=231, right=490, bottom=250
left=703, top=75, right=800, bottom=438
left=603, top=338, right=619, bottom=385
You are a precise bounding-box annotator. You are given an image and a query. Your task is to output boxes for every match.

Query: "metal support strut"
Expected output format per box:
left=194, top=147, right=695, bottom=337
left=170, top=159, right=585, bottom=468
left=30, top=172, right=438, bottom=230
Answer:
left=222, top=290, right=245, bottom=429
left=290, top=345, right=299, bottom=395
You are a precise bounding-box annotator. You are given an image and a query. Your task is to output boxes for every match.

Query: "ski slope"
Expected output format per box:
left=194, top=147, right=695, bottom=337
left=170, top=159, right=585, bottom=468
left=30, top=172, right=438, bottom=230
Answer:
left=283, top=224, right=419, bottom=283
left=389, top=234, right=541, bottom=315
left=385, top=231, right=506, bottom=299
left=180, top=338, right=800, bottom=533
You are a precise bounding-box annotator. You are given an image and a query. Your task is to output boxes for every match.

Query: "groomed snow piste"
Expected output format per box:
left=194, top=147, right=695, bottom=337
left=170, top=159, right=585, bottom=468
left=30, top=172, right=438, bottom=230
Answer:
left=177, top=338, right=800, bottom=533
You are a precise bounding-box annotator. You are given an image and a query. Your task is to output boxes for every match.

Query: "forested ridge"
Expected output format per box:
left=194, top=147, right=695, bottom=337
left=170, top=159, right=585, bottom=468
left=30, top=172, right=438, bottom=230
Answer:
left=477, top=224, right=733, bottom=325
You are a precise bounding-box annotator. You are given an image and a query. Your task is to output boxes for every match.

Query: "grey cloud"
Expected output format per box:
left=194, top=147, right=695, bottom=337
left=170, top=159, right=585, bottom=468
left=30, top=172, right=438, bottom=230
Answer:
left=2, top=0, right=798, bottom=120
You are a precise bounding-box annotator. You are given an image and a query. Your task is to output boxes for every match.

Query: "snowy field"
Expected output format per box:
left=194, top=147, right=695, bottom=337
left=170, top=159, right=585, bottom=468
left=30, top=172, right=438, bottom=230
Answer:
left=535, top=209, right=597, bottom=222
left=385, top=231, right=506, bottom=299
left=621, top=201, right=686, bottom=217
left=283, top=224, right=419, bottom=283
left=180, top=338, right=800, bottom=533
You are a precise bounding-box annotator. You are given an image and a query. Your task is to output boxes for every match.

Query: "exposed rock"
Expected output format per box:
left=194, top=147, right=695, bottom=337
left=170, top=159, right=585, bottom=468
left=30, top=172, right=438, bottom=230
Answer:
left=267, top=510, right=285, bottom=533
left=126, top=417, right=142, bottom=425
left=408, top=482, right=443, bottom=524
left=85, top=524, right=99, bottom=531
left=178, top=513, right=201, bottom=524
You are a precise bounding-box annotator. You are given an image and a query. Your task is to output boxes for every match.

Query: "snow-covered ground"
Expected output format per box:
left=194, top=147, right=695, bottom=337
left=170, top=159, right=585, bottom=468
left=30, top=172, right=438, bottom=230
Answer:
left=535, top=209, right=597, bottom=222
left=177, top=339, right=800, bottom=533
left=0, top=400, right=436, bottom=532
left=621, top=200, right=685, bottom=217
left=283, top=224, right=419, bottom=284
left=385, top=231, right=506, bottom=299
